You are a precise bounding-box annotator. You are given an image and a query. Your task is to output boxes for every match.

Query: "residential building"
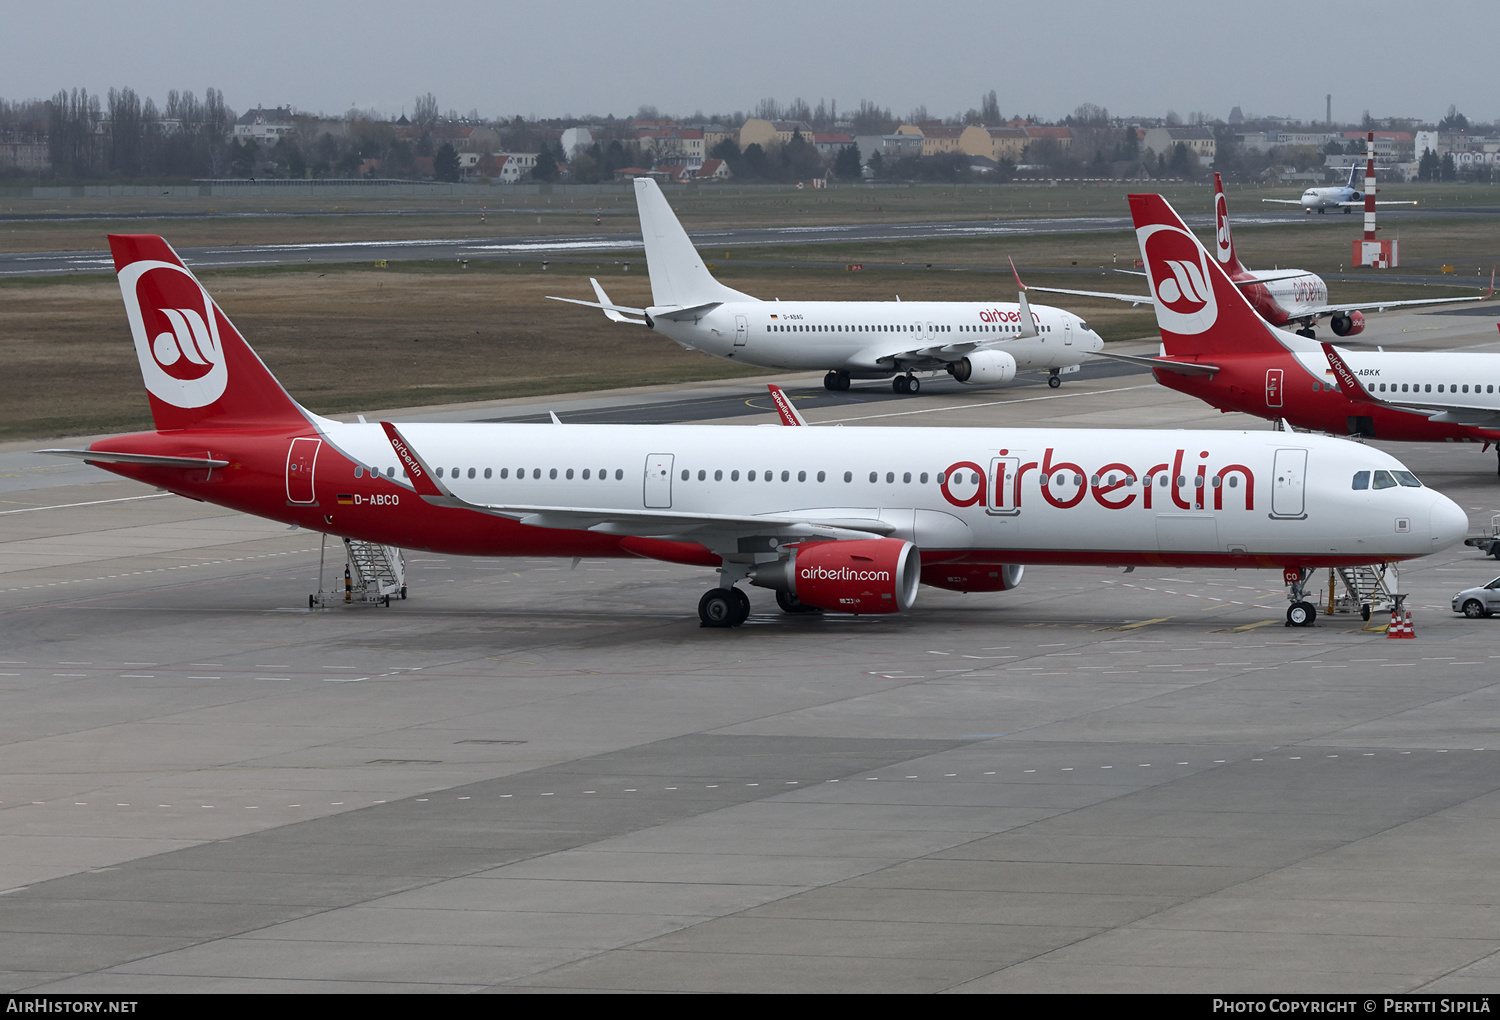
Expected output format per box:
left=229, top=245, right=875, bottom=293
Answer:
left=234, top=107, right=296, bottom=144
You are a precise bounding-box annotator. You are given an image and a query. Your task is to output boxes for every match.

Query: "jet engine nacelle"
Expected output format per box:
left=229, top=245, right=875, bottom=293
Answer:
left=920, top=563, right=1024, bottom=593
left=1330, top=311, right=1365, bottom=337
left=752, top=538, right=920, bottom=614
left=946, top=349, right=1017, bottom=385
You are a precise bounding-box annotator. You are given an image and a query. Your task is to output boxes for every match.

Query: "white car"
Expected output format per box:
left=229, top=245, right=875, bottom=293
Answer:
left=1452, top=577, right=1500, bottom=618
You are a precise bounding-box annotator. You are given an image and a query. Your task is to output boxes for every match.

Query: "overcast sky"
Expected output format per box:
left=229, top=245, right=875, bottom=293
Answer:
left=8, top=0, right=1496, bottom=125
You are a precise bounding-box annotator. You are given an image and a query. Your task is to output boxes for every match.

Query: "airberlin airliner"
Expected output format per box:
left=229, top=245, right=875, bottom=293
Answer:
left=1103, top=193, right=1500, bottom=473
left=43, top=234, right=1466, bottom=629
left=1031, top=172, right=1481, bottom=338
left=548, top=177, right=1102, bottom=394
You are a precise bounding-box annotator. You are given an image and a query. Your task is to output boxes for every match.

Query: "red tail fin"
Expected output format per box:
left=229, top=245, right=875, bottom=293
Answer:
left=1212, top=173, right=1248, bottom=277
left=1127, top=194, right=1291, bottom=359
left=110, top=235, right=308, bottom=432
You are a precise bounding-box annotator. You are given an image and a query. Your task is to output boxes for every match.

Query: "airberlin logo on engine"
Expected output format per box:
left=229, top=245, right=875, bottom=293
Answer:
left=1138, top=223, right=1219, bottom=336
left=118, top=260, right=228, bottom=408
left=799, top=565, right=891, bottom=582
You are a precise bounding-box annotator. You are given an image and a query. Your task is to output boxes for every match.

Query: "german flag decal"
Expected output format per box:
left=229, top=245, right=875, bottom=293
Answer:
left=336, top=493, right=355, bottom=505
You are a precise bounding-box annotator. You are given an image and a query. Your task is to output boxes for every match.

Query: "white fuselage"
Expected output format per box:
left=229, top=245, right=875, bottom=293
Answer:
left=649, top=300, right=1104, bottom=375
left=1277, top=335, right=1500, bottom=412
left=1299, top=186, right=1361, bottom=211
left=324, top=419, right=1463, bottom=564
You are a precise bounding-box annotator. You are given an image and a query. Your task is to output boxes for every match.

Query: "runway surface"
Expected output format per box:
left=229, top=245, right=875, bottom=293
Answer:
left=4, top=307, right=1500, bottom=992
left=0, top=207, right=1455, bottom=279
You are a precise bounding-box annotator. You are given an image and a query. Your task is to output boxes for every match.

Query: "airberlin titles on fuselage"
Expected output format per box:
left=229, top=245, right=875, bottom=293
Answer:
left=937, top=449, right=1252, bottom=513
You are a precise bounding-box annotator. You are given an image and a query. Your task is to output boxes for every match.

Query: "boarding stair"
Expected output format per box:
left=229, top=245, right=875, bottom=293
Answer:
left=310, top=536, right=407, bottom=608
left=1326, top=564, right=1395, bottom=621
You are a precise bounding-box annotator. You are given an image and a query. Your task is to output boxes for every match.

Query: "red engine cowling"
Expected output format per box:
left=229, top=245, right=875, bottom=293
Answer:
left=779, top=538, right=921, bottom=614
left=920, top=563, right=1024, bottom=593
left=1330, top=310, right=1365, bottom=337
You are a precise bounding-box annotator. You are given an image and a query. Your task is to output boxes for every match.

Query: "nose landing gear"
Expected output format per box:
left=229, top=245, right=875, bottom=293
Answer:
left=1283, top=567, right=1317, bottom=627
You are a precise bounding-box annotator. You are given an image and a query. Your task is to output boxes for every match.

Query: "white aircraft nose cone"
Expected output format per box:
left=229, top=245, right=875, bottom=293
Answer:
left=1429, top=494, right=1470, bottom=550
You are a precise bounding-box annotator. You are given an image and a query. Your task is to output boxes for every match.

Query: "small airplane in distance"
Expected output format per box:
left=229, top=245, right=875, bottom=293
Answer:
left=1261, top=163, right=1419, bottom=214
left=1025, top=172, right=1485, bottom=338
left=1109, top=192, right=1500, bottom=472
left=40, top=234, right=1465, bottom=629
left=548, top=177, right=1102, bottom=394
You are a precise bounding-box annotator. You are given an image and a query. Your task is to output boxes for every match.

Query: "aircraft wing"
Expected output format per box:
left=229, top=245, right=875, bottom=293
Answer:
left=1335, top=200, right=1419, bottom=207
left=546, top=281, right=650, bottom=325
left=1305, top=295, right=1486, bottom=317
left=379, top=421, right=892, bottom=548
left=1261, top=199, right=1305, bottom=205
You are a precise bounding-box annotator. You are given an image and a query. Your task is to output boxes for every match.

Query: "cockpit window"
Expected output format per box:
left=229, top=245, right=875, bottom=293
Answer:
left=1371, top=470, right=1397, bottom=489
left=1351, top=471, right=1370, bottom=490
left=1393, top=471, right=1422, bottom=488
left=1078, top=321, right=1089, bottom=332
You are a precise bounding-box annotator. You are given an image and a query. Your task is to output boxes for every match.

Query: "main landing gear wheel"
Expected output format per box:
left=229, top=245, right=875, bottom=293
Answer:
left=823, top=371, right=838, bottom=391
left=1047, top=373, right=1062, bottom=389
left=1286, top=601, right=1317, bottom=627
left=1296, top=328, right=1316, bottom=339
left=776, top=589, right=824, bottom=614
left=894, top=375, right=920, bottom=394
left=699, top=587, right=750, bottom=628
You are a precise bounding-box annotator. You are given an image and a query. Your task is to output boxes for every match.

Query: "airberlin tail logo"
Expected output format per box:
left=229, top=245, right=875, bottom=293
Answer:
left=1138, top=224, right=1219, bottom=336
left=1214, top=192, right=1233, bottom=264
left=117, top=260, right=228, bottom=408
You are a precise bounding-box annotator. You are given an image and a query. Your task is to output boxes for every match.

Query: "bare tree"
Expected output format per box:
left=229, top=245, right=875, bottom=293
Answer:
left=413, top=92, right=439, bottom=130
left=980, top=90, right=1000, bottom=124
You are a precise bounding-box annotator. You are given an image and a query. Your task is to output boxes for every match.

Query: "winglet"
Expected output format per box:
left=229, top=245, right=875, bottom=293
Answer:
left=767, top=384, right=807, bottom=426
left=1320, top=343, right=1379, bottom=403
left=1008, top=256, right=1027, bottom=291
left=1016, top=288, right=1039, bottom=339
left=380, top=421, right=451, bottom=498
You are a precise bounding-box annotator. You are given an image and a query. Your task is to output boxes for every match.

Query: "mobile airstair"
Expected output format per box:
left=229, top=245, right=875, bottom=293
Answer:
left=310, top=536, right=407, bottom=608
left=1325, top=564, right=1396, bottom=621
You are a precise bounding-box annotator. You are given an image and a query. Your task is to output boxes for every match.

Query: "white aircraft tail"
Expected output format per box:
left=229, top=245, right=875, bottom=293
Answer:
left=634, top=178, right=753, bottom=308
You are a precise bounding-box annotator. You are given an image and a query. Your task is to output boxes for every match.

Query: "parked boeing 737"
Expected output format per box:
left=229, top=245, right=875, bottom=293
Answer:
left=44, top=234, right=1466, bottom=629
left=549, top=178, right=1102, bottom=393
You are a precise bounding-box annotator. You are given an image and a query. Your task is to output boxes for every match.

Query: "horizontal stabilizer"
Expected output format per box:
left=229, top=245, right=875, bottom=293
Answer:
left=1094, top=352, right=1219, bottom=376
left=39, top=449, right=230, bottom=468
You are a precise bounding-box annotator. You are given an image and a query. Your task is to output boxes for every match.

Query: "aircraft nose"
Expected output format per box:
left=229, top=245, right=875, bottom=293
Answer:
left=1429, top=493, right=1470, bottom=551
left=1087, top=330, right=1104, bottom=352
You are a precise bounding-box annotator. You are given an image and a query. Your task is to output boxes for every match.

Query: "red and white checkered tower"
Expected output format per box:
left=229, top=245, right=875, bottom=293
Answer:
left=1354, top=131, right=1399, bottom=268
